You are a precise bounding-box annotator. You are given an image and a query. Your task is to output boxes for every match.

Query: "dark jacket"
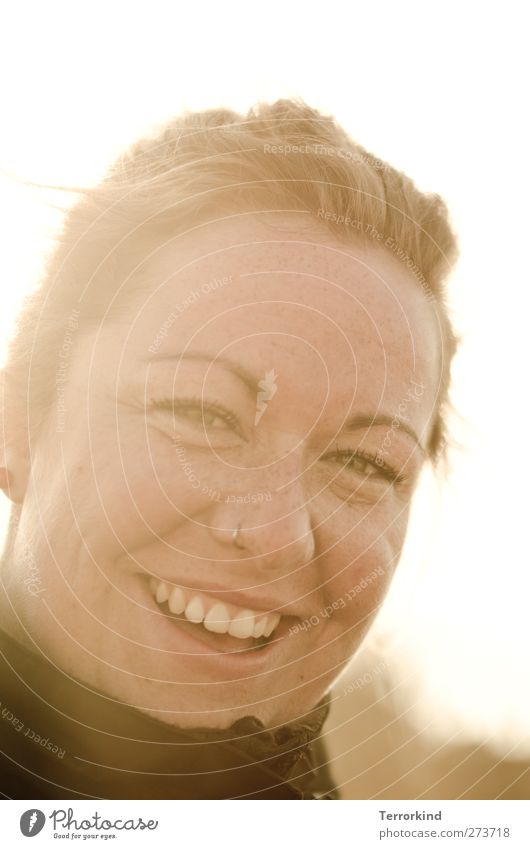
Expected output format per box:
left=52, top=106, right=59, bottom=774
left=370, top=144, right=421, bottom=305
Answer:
left=0, top=629, right=338, bottom=799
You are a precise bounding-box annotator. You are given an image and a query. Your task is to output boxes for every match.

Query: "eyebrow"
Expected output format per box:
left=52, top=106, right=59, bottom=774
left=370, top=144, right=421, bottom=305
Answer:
left=145, top=351, right=260, bottom=396
left=147, top=352, right=424, bottom=450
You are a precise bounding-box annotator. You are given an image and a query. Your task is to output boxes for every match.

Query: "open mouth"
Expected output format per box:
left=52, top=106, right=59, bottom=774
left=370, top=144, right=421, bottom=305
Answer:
left=149, top=578, right=295, bottom=654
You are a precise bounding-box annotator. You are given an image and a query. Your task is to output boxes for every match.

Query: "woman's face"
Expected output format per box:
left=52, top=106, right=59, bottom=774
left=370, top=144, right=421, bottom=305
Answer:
left=6, top=213, right=440, bottom=729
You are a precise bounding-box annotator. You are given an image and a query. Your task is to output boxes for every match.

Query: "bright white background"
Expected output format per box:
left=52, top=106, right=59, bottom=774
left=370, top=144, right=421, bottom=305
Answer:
left=0, top=1, right=528, bottom=757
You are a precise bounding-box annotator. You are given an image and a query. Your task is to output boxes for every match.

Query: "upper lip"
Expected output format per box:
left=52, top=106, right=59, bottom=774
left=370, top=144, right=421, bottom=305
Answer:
left=147, top=575, right=301, bottom=617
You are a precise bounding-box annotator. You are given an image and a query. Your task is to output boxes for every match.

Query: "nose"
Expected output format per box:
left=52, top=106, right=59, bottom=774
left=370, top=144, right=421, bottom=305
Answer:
left=210, top=460, right=316, bottom=573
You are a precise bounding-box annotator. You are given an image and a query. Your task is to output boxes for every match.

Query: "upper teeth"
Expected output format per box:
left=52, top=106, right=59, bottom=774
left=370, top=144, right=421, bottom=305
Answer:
left=150, top=579, right=281, bottom=641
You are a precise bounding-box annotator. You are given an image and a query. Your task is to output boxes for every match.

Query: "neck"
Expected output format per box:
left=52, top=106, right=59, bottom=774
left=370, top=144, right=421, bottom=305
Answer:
left=0, top=556, right=38, bottom=654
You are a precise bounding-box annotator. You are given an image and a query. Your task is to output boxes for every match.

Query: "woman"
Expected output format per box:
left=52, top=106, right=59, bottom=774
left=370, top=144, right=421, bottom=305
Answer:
left=0, top=99, right=458, bottom=799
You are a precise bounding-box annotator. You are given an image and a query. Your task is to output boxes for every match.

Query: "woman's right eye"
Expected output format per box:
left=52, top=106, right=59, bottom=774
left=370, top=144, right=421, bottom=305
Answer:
left=150, top=397, right=241, bottom=434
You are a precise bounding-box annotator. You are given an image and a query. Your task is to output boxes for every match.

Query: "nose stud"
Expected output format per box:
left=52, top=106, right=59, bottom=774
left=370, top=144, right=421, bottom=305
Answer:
left=232, top=522, right=246, bottom=550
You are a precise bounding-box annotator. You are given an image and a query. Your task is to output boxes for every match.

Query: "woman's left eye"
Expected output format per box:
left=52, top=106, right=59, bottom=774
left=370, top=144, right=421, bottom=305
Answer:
left=326, top=447, right=403, bottom=484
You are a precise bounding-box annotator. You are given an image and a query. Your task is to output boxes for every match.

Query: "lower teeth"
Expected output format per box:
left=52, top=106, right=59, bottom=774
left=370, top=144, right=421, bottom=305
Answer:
left=244, top=636, right=269, bottom=651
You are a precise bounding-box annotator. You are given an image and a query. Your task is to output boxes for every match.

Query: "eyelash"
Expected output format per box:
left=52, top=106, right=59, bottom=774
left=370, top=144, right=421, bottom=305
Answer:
left=151, top=398, right=405, bottom=484
left=328, top=444, right=405, bottom=484
left=150, top=396, right=241, bottom=432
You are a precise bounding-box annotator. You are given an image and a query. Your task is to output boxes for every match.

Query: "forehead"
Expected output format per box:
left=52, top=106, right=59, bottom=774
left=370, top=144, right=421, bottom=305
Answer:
left=109, top=214, right=441, bottom=438
left=134, top=215, right=435, bottom=343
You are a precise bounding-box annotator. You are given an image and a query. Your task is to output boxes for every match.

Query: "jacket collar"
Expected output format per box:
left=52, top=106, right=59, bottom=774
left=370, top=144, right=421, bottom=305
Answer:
left=0, top=628, right=333, bottom=799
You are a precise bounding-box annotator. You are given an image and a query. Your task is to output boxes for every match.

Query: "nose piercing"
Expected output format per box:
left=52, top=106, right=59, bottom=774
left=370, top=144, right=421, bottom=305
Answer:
left=232, top=522, right=245, bottom=550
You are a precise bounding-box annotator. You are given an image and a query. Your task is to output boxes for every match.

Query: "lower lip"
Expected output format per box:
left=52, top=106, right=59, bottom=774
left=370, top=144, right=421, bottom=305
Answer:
left=144, top=583, right=297, bottom=678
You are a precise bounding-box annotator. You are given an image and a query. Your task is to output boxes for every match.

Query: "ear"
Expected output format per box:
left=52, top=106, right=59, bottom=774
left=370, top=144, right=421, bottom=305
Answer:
left=0, top=368, right=31, bottom=504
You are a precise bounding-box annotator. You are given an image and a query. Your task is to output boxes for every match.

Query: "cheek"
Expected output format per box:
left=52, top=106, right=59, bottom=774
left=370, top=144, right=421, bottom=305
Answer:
left=57, top=420, right=212, bottom=558
left=318, top=501, right=408, bottom=625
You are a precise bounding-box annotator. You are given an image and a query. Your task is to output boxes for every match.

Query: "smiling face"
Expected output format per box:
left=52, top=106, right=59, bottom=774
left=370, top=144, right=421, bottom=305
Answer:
left=2, top=213, right=441, bottom=729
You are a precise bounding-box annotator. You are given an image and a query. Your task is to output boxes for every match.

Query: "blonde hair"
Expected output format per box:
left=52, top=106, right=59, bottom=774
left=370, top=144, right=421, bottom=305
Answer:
left=4, top=98, right=458, bottom=459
